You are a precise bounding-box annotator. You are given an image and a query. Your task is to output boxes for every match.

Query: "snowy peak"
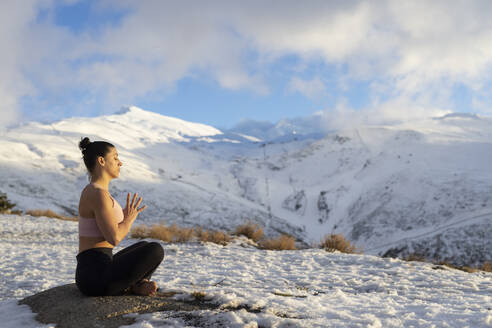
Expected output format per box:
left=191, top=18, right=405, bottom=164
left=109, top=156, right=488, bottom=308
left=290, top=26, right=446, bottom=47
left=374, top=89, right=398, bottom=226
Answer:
left=49, top=106, right=224, bottom=148
left=113, top=106, right=223, bottom=138
left=3, top=106, right=231, bottom=153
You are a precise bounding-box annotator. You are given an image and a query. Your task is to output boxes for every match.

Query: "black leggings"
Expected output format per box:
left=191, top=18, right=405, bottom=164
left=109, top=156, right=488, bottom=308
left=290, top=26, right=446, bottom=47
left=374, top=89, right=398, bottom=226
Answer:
left=75, top=241, right=164, bottom=296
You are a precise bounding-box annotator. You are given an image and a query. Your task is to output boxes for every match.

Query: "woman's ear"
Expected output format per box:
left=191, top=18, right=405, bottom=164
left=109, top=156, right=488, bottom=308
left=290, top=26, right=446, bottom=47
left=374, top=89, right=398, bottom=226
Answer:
left=97, top=156, right=105, bottom=167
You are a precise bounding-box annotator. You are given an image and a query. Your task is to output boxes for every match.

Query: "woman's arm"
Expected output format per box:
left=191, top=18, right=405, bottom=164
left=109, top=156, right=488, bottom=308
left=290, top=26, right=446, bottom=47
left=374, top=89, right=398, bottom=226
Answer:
left=92, top=190, right=145, bottom=246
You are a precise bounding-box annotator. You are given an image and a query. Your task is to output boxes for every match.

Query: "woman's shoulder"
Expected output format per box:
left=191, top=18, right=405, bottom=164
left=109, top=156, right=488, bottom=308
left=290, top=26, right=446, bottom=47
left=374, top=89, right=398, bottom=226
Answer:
left=83, top=184, right=115, bottom=207
left=82, top=184, right=110, bottom=201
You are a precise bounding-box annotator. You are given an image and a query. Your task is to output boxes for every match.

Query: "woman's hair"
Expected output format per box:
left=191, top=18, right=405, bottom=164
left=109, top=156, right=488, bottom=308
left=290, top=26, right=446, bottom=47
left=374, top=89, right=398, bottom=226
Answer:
left=79, top=137, right=115, bottom=174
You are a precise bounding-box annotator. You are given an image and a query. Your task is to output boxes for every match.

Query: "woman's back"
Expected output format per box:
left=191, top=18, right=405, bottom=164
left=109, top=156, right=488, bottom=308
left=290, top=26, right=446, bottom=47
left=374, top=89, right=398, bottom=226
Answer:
left=78, top=183, right=120, bottom=252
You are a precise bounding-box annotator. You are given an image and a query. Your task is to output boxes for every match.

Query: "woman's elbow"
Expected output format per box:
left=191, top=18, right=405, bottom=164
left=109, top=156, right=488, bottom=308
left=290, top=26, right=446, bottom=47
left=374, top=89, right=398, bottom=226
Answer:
left=106, top=232, right=122, bottom=246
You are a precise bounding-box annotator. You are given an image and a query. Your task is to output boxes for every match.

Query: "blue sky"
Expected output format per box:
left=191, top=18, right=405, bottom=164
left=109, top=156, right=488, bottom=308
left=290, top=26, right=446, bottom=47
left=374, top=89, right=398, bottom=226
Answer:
left=2, top=1, right=492, bottom=129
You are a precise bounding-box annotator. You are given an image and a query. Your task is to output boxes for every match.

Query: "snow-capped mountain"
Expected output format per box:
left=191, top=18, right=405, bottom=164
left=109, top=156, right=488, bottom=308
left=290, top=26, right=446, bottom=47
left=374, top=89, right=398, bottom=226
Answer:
left=1, top=106, right=491, bottom=266
left=227, top=112, right=327, bottom=141
left=0, top=106, right=305, bottom=241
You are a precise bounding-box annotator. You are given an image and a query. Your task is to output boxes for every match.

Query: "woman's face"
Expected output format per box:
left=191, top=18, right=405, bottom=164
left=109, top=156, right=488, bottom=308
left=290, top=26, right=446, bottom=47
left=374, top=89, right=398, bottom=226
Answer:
left=103, top=147, right=123, bottom=178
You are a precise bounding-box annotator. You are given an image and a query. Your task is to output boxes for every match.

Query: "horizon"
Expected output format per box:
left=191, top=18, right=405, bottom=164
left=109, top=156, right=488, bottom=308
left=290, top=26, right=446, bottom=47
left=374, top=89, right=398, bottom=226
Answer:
left=2, top=1, right=492, bottom=129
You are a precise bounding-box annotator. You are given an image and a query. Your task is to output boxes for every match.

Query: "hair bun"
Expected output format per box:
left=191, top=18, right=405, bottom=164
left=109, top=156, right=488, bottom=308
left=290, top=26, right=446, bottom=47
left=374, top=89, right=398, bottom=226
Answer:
left=79, top=137, right=92, bottom=153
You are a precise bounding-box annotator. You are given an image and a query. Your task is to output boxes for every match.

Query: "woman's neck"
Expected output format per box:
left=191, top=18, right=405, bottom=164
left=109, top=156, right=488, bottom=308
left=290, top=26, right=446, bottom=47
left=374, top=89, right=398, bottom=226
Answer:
left=90, top=177, right=110, bottom=190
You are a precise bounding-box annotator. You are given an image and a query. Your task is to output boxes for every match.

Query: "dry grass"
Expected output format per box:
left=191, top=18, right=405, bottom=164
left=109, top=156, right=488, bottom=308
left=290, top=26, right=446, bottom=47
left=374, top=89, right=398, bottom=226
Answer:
left=195, top=228, right=231, bottom=246
left=26, top=209, right=77, bottom=222
left=131, top=222, right=230, bottom=245
left=138, top=223, right=195, bottom=243
left=2, top=209, right=23, bottom=215
left=146, top=224, right=172, bottom=242
left=191, top=291, right=207, bottom=300
left=320, top=234, right=359, bottom=254
left=403, top=253, right=427, bottom=262
left=233, top=222, right=264, bottom=242
left=168, top=223, right=195, bottom=243
left=460, top=266, right=480, bottom=273
left=401, top=254, right=492, bottom=274
left=130, top=222, right=492, bottom=266
left=132, top=222, right=301, bottom=250
left=436, top=260, right=492, bottom=273
left=437, top=261, right=480, bottom=273
left=481, top=261, right=492, bottom=272
left=258, top=234, right=297, bottom=250
left=130, top=225, right=149, bottom=239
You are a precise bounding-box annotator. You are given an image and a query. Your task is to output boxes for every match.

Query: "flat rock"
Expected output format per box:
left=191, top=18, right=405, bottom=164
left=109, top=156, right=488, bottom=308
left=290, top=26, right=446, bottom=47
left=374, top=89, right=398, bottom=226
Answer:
left=19, top=284, right=217, bottom=328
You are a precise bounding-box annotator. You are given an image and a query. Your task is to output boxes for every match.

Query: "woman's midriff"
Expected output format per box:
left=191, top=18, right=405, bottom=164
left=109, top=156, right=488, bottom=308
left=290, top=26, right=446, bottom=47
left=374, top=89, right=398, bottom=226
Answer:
left=79, top=236, right=114, bottom=253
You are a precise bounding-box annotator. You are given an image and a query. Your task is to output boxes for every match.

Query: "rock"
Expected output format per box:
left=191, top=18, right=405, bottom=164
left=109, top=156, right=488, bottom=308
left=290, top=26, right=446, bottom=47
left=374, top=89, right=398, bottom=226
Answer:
left=19, top=284, right=218, bottom=328
left=317, top=191, right=330, bottom=224
left=282, top=190, right=307, bottom=215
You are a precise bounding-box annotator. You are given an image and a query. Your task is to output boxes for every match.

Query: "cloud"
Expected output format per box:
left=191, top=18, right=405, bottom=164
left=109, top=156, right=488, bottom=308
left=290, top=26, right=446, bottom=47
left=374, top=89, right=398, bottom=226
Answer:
left=0, top=0, right=40, bottom=127
left=319, top=98, right=452, bottom=133
left=3, top=0, right=492, bottom=125
left=288, top=77, right=326, bottom=99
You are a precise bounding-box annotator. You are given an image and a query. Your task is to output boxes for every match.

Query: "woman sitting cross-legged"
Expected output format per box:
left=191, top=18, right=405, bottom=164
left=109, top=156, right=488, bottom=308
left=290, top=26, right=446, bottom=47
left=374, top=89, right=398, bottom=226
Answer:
left=76, top=137, right=164, bottom=296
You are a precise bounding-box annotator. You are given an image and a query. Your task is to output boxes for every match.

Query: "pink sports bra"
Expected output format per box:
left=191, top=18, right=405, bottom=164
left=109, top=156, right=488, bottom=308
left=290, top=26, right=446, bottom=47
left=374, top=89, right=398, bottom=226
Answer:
left=78, top=183, right=125, bottom=238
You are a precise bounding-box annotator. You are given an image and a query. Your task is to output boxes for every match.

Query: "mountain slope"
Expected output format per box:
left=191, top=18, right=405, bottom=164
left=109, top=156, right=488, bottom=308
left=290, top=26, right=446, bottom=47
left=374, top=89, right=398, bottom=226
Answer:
left=0, top=106, right=305, bottom=240
left=1, top=107, right=492, bottom=265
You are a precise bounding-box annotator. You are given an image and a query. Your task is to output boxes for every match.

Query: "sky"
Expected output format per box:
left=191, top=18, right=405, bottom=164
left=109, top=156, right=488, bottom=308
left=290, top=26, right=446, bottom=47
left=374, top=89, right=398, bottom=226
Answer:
left=1, top=0, right=492, bottom=129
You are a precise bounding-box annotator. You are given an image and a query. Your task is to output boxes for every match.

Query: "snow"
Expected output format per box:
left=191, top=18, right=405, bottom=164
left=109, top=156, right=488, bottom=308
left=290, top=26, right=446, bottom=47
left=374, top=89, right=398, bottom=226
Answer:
left=0, top=300, right=52, bottom=328
left=1, top=214, right=491, bottom=327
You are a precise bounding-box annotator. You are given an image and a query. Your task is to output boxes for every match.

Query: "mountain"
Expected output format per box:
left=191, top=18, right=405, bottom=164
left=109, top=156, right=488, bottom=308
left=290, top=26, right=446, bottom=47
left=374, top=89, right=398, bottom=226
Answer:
left=0, top=106, right=305, bottom=240
left=227, top=112, right=327, bottom=141
left=1, top=106, right=491, bottom=265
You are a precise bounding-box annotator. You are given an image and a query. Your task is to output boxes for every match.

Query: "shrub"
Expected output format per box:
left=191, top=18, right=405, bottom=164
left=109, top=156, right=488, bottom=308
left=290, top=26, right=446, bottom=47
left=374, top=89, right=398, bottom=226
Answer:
left=135, top=223, right=195, bottom=243
left=0, top=192, right=16, bottom=214
left=436, top=261, right=480, bottom=273
left=26, top=209, right=77, bottom=221
left=191, top=291, right=207, bottom=300
left=259, top=234, right=297, bottom=250
left=233, top=222, right=264, bottom=242
left=130, top=225, right=149, bottom=239
left=320, top=234, right=359, bottom=254
left=168, top=223, right=195, bottom=243
left=410, top=259, right=490, bottom=273
left=482, top=262, right=492, bottom=272
left=147, top=224, right=173, bottom=242
left=403, top=253, right=427, bottom=262
left=132, top=222, right=230, bottom=245
left=460, top=266, right=479, bottom=273
left=196, top=228, right=231, bottom=246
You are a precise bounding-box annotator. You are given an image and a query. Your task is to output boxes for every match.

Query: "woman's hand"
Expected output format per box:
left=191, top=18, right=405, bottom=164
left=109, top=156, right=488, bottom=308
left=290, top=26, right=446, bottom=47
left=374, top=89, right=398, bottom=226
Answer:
left=123, top=192, right=146, bottom=222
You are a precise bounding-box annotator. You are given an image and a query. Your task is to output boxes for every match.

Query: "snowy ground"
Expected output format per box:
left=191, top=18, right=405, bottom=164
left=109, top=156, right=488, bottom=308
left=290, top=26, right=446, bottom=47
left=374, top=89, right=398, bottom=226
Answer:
left=1, top=214, right=491, bottom=327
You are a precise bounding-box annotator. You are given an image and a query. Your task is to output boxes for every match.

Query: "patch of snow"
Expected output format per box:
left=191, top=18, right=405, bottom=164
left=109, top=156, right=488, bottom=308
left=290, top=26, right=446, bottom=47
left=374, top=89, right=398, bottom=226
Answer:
left=0, top=215, right=491, bottom=327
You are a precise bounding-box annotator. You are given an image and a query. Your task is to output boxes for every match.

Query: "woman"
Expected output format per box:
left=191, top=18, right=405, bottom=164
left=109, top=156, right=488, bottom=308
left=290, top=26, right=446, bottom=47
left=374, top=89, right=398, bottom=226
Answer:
left=76, top=137, right=164, bottom=296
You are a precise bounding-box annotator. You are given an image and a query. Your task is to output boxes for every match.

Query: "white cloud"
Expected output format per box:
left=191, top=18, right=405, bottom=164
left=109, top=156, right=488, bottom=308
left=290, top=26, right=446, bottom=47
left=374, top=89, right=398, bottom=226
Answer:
left=288, top=77, right=326, bottom=99
left=0, top=1, right=40, bottom=127
left=320, top=97, right=452, bottom=132
left=3, top=0, right=492, bottom=125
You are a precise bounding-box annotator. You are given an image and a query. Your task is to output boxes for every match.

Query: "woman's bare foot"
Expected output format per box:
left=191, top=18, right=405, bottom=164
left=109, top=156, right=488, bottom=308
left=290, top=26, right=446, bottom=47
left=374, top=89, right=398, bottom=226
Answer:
left=131, top=279, right=158, bottom=296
